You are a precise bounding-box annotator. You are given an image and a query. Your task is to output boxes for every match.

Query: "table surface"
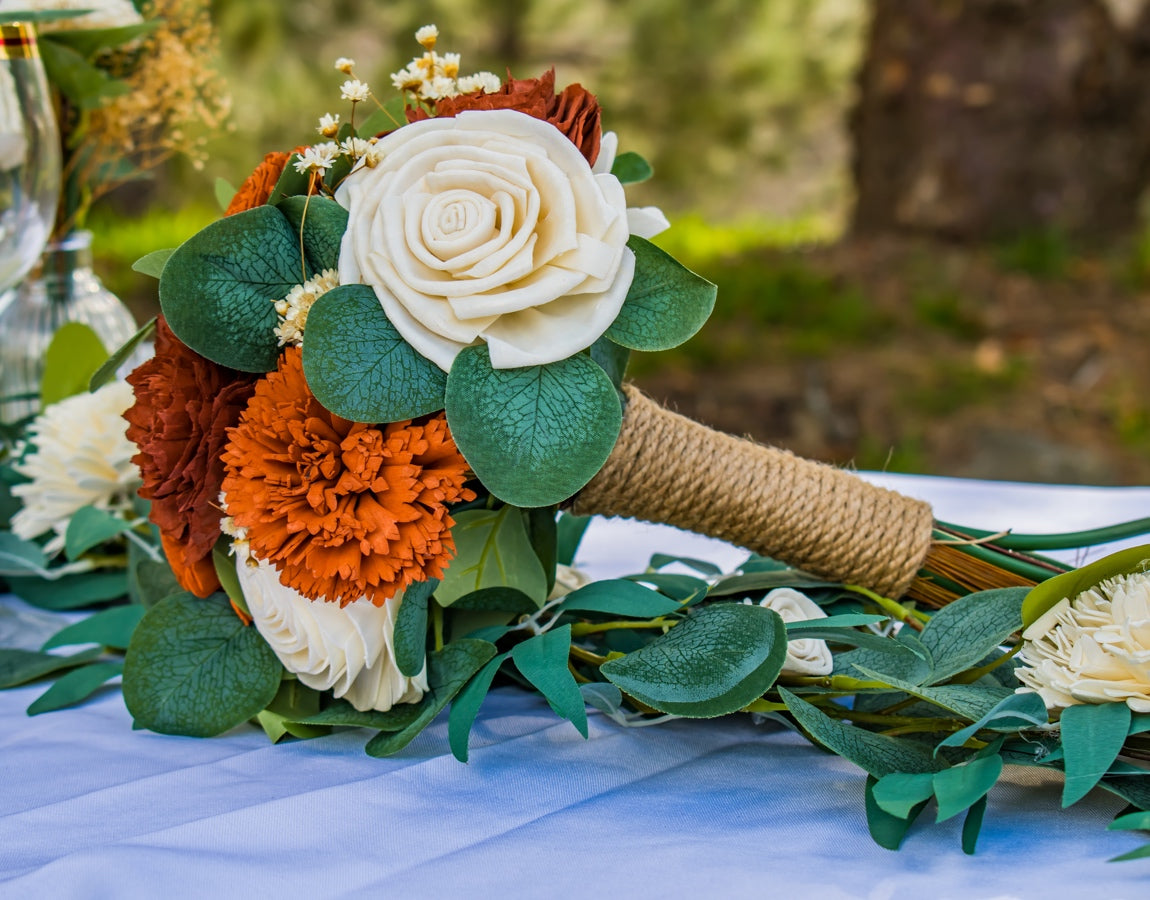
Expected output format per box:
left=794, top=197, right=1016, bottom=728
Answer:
left=3, top=473, right=1150, bottom=899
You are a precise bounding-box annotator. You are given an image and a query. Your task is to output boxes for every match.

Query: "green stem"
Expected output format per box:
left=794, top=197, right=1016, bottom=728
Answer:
left=936, top=517, right=1150, bottom=552
left=844, top=584, right=928, bottom=630
left=786, top=675, right=893, bottom=691
left=570, top=618, right=671, bottom=637
left=743, top=699, right=787, bottom=713
left=432, top=602, right=444, bottom=652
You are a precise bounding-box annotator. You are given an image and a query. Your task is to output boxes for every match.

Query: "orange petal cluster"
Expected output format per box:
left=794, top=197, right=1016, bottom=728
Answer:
left=223, top=146, right=316, bottom=216
left=220, top=348, right=474, bottom=606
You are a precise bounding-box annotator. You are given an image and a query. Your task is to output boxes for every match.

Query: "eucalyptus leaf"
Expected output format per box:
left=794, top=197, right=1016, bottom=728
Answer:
left=90, top=317, right=156, bottom=390
left=27, top=661, right=123, bottom=715
left=511, top=625, right=588, bottom=737
left=935, top=691, right=1051, bottom=753
left=581, top=682, right=624, bottom=716
left=872, top=771, right=936, bottom=818
left=610, top=151, right=653, bottom=184
left=64, top=506, right=133, bottom=561
left=0, top=647, right=102, bottom=689
left=526, top=507, right=558, bottom=595
left=601, top=603, right=786, bottom=717
left=780, top=687, right=944, bottom=778
left=0, top=532, right=50, bottom=578
left=1109, top=810, right=1150, bottom=831
left=258, top=679, right=329, bottom=742
left=587, top=335, right=630, bottom=393
left=41, top=323, right=109, bottom=407
left=297, top=698, right=425, bottom=732
left=394, top=580, right=436, bottom=677
left=557, top=579, right=682, bottom=618
left=961, top=796, right=989, bottom=855
left=865, top=775, right=928, bottom=851
left=918, top=587, right=1028, bottom=685
left=786, top=614, right=887, bottom=633
left=214, top=178, right=237, bottom=212
left=358, top=97, right=407, bottom=136
left=365, top=639, right=497, bottom=757
left=435, top=507, right=549, bottom=608
left=132, top=249, right=174, bottom=278
left=933, top=754, right=1003, bottom=822
left=648, top=553, right=724, bottom=577
left=556, top=512, right=592, bottom=567
left=852, top=665, right=1014, bottom=722
left=266, top=152, right=313, bottom=206
left=123, top=592, right=282, bottom=737
left=159, top=205, right=299, bottom=372
left=134, top=558, right=183, bottom=608
left=624, top=572, right=708, bottom=602
left=447, top=587, right=538, bottom=613
left=448, top=651, right=509, bottom=762
left=1023, top=544, right=1150, bottom=627
left=302, top=285, right=447, bottom=421
left=445, top=346, right=621, bottom=508
left=7, top=570, right=128, bottom=609
left=708, top=570, right=840, bottom=598
left=211, top=540, right=246, bottom=613
left=604, top=237, right=716, bottom=352
left=832, top=640, right=932, bottom=684
left=1060, top=701, right=1132, bottom=807
left=42, top=604, right=144, bottom=651
left=276, top=195, right=349, bottom=273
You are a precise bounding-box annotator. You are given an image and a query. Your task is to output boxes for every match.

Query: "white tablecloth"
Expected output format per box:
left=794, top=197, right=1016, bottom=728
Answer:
left=2, top=474, right=1149, bottom=899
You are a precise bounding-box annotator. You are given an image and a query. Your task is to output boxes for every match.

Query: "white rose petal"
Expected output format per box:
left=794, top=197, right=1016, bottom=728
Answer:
left=751, top=587, right=833, bottom=677
left=234, top=544, right=428, bottom=713
left=337, top=109, right=635, bottom=370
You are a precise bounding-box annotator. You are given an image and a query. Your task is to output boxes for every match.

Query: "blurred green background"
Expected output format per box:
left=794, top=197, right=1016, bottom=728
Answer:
left=94, top=0, right=1150, bottom=485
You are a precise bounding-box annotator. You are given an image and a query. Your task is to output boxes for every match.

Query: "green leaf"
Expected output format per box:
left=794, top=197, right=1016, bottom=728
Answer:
left=786, top=613, right=887, bottom=633
left=40, top=323, right=109, bottom=407
left=64, top=506, right=132, bottom=561
left=624, top=572, right=709, bottom=603
left=447, top=587, right=538, bottom=613
left=604, top=237, right=716, bottom=352
left=1061, top=701, right=1132, bottom=807
left=935, top=691, right=1050, bottom=752
left=961, top=796, right=989, bottom=855
left=1109, top=810, right=1150, bottom=831
left=0, top=532, right=50, bottom=577
left=610, top=151, right=653, bottom=184
left=556, top=512, right=592, bottom=567
left=301, top=285, right=446, bottom=422
left=27, top=661, right=123, bottom=715
left=39, top=38, right=130, bottom=108
left=918, top=587, right=1028, bottom=685
left=132, top=249, right=175, bottom=279
left=708, top=570, right=841, bottom=597
left=601, top=603, right=787, bottom=717
left=435, top=507, right=549, bottom=608
left=257, top=678, right=329, bottom=742
left=0, top=647, right=102, bottom=689
left=122, top=592, right=282, bottom=737
left=448, top=651, right=509, bottom=762
left=511, top=625, right=588, bottom=737
left=581, top=682, right=623, bottom=716
left=588, top=334, right=630, bottom=392
left=42, top=604, right=145, bottom=651
left=933, top=754, right=1003, bottom=822
left=296, top=698, right=424, bottom=732
left=159, top=205, right=300, bottom=372
left=358, top=97, right=407, bottom=136
left=832, top=639, right=932, bottom=684
left=526, top=507, right=558, bottom=596
left=872, top=772, right=936, bottom=818
left=865, top=775, right=927, bottom=851
left=1101, top=776, right=1150, bottom=811
left=45, top=21, right=158, bottom=58
left=134, top=558, right=183, bottom=608
left=1023, top=544, right=1150, bottom=627
left=780, top=687, right=944, bottom=777
left=557, top=579, right=682, bottom=618
left=649, top=553, right=723, bottom=577
left=266, top=153, right=313, bottom=206
left=852, top=665, right=1014, bottom=722
left=445, top=345, right=622, bottom=508
left=211, top=539, right=246, bottom=613
left=90, top=317, right=156, bottom=390
left=394, top=580, right=435, bottom=677
left=7, top=570, right=128, bottom=609
left=276, top=195, right=349, bottom=273
left=365, top=639, right=497, bottom=756
left=215, top=178, right=237, bottom=212
left=1110, top=844, right=1150, bottom=863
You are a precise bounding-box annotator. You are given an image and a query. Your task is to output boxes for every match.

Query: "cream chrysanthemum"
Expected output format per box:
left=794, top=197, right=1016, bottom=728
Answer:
left=1016, top=570, right=1150, bottom=713
left=11, top=381, right=140, bottom=555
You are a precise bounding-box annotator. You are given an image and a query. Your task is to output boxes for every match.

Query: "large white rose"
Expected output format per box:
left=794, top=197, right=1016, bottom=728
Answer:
left=1016, top=570, right=1150, bottom=713
left=747, top=588, right=834, bottom=676
left=337, top=108, right=635, bottom=370
left=233, top=543, right=428, bottom=713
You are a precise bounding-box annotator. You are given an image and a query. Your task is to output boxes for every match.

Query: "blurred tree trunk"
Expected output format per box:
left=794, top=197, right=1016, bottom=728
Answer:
left=851, top=0, right=1150, bottom=240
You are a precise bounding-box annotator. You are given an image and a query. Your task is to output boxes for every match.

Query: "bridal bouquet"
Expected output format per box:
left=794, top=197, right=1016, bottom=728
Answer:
left=2, top=27, right=1149, bottom=862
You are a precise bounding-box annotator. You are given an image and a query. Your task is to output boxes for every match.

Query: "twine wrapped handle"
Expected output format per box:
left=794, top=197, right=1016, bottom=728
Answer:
left=571, top=386, right=935, bottom=598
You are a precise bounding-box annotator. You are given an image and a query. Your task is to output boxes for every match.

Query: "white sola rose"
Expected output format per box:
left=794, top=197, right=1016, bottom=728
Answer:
left=337, top=108, right=636, bottom=370
left=746, top=587, right=834, bottom=676
left=1015, top=570, right=1150, bottom=713
left=11, top=381, right=140, bottom=556
left=232, top=542, right=428, bottom=713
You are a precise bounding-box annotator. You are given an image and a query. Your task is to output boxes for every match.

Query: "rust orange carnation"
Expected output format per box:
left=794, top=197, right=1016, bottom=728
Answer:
left=220, top=347, right=474, bottom=606
left=224, top=146, right=316, bottom=216
left=124, top=318, right=258, bottom=597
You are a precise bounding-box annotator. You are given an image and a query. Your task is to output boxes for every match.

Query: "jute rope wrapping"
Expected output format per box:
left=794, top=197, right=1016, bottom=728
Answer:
left=570, top=386, right=936, bottom=598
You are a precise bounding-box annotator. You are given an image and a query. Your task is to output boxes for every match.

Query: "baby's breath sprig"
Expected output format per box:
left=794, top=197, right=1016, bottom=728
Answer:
left=389, top=24, right=501, bottom=109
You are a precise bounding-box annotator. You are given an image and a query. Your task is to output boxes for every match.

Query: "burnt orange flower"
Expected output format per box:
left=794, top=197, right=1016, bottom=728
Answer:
left=220, top=348, right=474, bottom=606
left=224, top=146, right=316, bottom=216
left=124, top=318, right=258, bottom=597
left=408, top=69, right=602, bottom=166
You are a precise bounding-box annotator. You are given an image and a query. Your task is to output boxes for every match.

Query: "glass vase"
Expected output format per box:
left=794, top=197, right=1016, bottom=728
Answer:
left=0, top=229, right=139, bottom=423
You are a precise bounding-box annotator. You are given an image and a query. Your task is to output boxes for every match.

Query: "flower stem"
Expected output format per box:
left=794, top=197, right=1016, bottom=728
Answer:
left=844, top=584, right=928, bottom=631
left=569, top=618, right=671, bottom=637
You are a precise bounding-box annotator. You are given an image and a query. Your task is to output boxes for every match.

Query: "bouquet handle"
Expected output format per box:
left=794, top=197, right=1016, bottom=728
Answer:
left=571, top=385, right=935, bottom=598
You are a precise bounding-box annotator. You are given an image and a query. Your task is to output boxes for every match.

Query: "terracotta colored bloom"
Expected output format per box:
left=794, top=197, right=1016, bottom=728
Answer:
left=220, top=347, right=474, bottom=606
left=223, top=145, right=315, bottom=216
left=124, top=318, right=258, bottom=597
left=409, top=68, right=602, bottom=166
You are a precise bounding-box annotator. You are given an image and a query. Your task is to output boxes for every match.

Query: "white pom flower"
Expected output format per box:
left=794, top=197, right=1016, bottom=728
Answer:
left=1016, top=570, right=1150, bottom=713
left=334, top=57, right=355, bottom=75
left=745, top=588, right=833, bottom=676
left=455, top=72, right=502, bottom=95
left=10, top=381, right=140, bottom=556
left=233, top=542, right=428, bottom=713
left=415, top=24, right=439, bottom=49
left=316, top=113, right=340, bottom=138
left=340, top=79, right=371, bottom=103
left=337, top=109, right=634, bottom=370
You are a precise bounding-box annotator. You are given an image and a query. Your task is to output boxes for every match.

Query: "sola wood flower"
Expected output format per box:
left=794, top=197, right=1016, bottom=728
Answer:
left=336, top=108, right=634, bottom=370
left=745, top=588, right=833, bottom=676
left=220, top=347, right=474, bottom=606
left=11, top=381, right=140, bottom=555
left=1016, top=570, right=1150, bottom=713
left=124, top=318, right=257, bottom=597
left=232, top=541, right=427, bottom=712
